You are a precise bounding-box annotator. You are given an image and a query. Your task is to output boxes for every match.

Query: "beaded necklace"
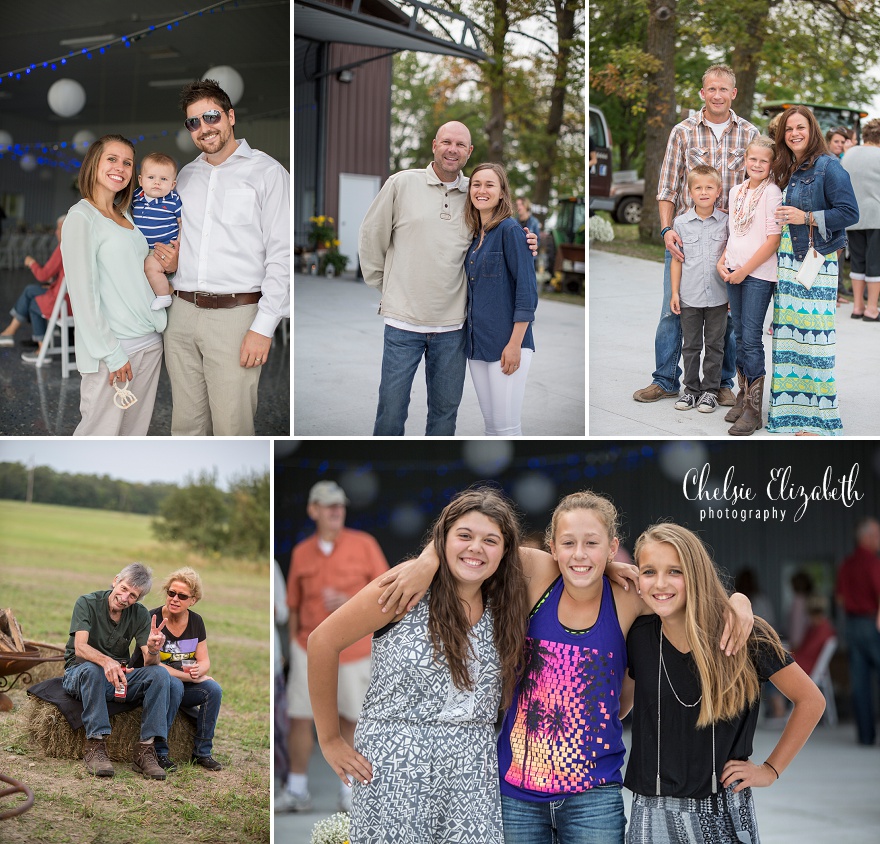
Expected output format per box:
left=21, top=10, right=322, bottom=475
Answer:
left=656, top=626, right=717, bottom=796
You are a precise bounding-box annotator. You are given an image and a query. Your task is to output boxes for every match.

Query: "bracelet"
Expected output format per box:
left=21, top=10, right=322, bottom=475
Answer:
left=660, top=226, right=673, bottom=239
left=764, top=761, right=780, bottom=780
left=147, top=649, right=160, bottom=656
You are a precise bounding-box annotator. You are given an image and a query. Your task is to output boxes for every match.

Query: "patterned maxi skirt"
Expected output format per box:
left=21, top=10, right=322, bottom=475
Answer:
left=627, top=785, right=760, bottom=844
left=766, top=227, right=842, bottom=435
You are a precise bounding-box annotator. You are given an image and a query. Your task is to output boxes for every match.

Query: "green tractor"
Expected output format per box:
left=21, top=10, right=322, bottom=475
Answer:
left=548, top=196, right=585, bottom=294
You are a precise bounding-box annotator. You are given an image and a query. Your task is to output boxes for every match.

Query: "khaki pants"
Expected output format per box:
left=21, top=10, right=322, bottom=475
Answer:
left=73, top=342, right=163, bottom=436
left=163, top=296, right=262, bottom=436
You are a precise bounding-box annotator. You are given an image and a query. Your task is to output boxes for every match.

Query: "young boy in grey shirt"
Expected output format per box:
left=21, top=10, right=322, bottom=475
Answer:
left=670, top=165, right=729, bottom=413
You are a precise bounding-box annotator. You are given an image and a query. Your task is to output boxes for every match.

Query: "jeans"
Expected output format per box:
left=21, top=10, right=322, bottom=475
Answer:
left=156, top=677, right=222, bottom=758
left=373, top=325, right=466, bottom=436
left=501, top=785, right=626, bottom=844
left=727, top=275, right=774, bottom=381
left=652, top=250, right=736, bottom=392
left=846, top=615, right=880, bottom=745
left=62, top=661, right=172, bottom=742
left=11, top=283, right=48, bottom=340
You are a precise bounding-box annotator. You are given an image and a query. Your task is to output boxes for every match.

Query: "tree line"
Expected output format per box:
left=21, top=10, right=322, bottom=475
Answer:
left=0, top=462, right=269, bottom=559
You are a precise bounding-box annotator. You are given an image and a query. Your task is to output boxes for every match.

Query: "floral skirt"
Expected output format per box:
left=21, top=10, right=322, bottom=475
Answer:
left=767, top=229, right=842, bottom=435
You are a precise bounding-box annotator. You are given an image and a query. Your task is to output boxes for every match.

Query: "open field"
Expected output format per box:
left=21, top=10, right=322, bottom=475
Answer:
left=0, top=500, right=270, bottom=844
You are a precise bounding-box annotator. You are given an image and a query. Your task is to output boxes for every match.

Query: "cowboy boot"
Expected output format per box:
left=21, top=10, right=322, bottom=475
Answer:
left=724, top=368, right=747, bottom=423
left=728, top=375, right=764, bottom=436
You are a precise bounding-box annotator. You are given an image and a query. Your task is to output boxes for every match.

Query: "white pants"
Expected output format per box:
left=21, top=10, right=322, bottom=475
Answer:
left=468, top=349, right=533, bottom=436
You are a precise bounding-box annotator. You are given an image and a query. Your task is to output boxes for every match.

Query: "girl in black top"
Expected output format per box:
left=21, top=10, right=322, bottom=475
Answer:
left=624, top=524, right=825, bottom=844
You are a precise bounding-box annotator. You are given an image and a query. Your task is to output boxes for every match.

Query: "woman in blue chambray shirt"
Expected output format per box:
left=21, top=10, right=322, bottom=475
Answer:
left=463, top=163, right=537, bottom=436
left=767, top=106, right=858, bottom=436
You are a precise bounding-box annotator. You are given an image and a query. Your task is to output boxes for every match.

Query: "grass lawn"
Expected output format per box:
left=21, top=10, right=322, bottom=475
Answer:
left=0, top=500, right=270, bottom=844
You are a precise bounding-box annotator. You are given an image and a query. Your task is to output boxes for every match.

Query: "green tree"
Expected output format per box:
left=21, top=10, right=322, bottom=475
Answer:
left=227, top=471, right=270, bottom=558
left=152, top=470, right=230, bottom=555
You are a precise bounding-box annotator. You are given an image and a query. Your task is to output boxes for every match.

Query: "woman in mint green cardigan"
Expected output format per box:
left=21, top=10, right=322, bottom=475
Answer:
left=62, top=135, right=167, bottom=435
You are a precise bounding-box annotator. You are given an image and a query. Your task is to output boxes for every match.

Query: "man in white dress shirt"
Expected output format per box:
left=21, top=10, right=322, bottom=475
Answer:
left=154, top=79, right=290, bottom=436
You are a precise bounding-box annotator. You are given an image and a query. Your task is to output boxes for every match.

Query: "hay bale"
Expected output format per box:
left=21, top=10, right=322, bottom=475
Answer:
left=25, top=696, right=195, bottom=762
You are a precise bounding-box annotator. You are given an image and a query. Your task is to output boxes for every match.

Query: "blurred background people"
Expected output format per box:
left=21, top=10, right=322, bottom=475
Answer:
left=280, top=480, right=389, bottom=812
left=793, top=595, right=837, bottom=678
left=835, top=517, right=880, bottom=745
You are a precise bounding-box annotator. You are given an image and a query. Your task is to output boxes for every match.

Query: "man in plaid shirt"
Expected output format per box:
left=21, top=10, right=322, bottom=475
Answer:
left=633, top=64, right=759, bottom=405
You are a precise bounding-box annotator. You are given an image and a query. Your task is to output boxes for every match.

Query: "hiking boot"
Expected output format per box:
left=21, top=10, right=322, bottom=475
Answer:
left=157, top=754, right=178, bottom=772
left=674, top=393, right=698, bottom=411
left=717, top=387, right=736, bottom=406
left=132, top=742, right=167, bottom=780
left=633, top=383, right=679, bottom=402
left=83, top=737, right=114, bottom=777
left=192, top=754, right=223, bottom=771
left=697, top=391, right=719, bottom=413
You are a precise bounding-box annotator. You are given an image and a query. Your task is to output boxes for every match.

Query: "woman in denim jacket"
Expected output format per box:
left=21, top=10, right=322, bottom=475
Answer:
left=463, top=163, right=538, bottom=436
left=768, top=106, right=859, bottom=435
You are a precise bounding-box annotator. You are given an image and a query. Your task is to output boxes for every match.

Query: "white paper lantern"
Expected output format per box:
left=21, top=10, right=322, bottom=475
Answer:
left=72, top=129, right=96, bottom=149
left=176, top=128, right=195, bottom=152
left=20, top=154, right=37, bottom=172
left=0, top=130, right=12, bottom=151
left=203, top=66, right=243, bottom=105
left=48, top=79, right=86, bottom=118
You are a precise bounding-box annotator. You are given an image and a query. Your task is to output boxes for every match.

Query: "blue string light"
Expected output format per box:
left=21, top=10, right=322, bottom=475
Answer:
left=0, top=0, right=239, bottom=81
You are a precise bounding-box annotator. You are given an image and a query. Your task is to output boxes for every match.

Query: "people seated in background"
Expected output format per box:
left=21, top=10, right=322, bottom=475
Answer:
left=0, top=215, right=69, bottom=362
left=793, top=595, right=836, bottom=677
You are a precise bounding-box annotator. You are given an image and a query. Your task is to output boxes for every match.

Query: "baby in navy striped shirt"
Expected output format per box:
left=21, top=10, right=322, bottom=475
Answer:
left=132, top=152, right=183, bottom=311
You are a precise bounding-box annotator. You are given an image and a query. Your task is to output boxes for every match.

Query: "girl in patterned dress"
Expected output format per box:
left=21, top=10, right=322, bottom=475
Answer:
left=768, top=105, right=859, bottom=435
left=308, top=488, right=528, bottom=844
left=625, top=524, right=826, bottom=843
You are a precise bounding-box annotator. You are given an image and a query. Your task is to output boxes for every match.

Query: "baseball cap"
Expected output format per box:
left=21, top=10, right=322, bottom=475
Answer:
left=308, top=480, right=348, bottom=506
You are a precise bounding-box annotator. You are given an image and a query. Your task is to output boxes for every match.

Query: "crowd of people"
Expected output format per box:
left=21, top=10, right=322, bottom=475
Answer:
left=276, top=477, right=880, bottom=843
left=0, top=78, right=290, bottom=436
left=633, top=63, right=875, bottom=436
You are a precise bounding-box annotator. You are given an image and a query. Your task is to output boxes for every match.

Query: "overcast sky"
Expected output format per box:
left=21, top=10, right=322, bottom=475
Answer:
left=0, top=440, right=270, bottom=491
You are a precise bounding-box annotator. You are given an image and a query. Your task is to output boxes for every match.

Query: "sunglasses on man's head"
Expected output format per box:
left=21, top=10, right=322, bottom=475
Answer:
left=167, top=590, right=192, bottom=601
left=184, top=110, right=223, bottom=132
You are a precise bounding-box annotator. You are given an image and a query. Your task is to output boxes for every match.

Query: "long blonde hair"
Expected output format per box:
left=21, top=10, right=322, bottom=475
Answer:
left=634, top=523, right=786, bottom=727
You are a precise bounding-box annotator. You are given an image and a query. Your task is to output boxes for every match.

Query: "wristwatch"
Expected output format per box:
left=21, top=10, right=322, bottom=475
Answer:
left=660, top=226, right=673, bottom=239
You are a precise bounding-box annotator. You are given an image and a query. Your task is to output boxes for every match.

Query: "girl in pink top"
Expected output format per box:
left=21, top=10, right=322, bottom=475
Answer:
left=717, top=136, right=783, bottom=436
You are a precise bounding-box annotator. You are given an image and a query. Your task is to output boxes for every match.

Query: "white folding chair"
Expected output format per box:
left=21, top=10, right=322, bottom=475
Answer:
left=34, top=278, right=76, bottom=377
left=810, top=636, right=838, bottom=727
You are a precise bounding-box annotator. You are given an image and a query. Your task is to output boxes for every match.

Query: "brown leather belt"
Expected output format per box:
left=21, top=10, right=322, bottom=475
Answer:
left=174, top=290, right=262, bottom=309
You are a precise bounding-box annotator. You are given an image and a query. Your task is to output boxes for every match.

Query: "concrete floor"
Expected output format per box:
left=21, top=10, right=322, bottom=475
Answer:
left=293, top=272, right=586, bottom=436
left=274, top=719, right=880, bottom=843
left=0, top=267, right=290, bottom=435
left=589, top=248, right=880, bottom=437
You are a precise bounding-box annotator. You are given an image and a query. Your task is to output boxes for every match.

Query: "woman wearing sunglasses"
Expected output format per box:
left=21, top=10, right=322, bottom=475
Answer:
left=131, top=567, right=223, bottom=771
left=61, top=134, right=168, bottom=435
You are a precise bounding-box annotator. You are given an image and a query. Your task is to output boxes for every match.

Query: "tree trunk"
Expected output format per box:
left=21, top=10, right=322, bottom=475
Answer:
left=639, top=0, right=678, bottom=243
left=484, top=0, right=511, bottom=163
left=531, top=0, right=578, bottom=214
left=728, top=0, right=769, bottom=121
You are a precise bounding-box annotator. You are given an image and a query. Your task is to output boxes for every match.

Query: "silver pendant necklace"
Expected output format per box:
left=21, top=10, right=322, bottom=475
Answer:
left=656, top=625, right=717, bottom=796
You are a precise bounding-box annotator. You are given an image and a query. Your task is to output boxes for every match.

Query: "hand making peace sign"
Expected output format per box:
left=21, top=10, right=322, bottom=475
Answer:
left=147, top=614, right=167, bottom=653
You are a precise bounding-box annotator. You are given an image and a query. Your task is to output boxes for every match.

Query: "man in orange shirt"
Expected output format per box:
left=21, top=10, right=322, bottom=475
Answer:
left=280, top=480, right=389, bottom=812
